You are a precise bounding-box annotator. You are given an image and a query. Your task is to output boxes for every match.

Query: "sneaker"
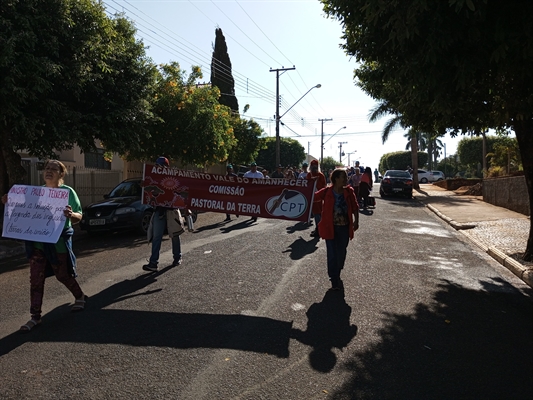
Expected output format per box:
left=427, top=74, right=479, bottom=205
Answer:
left=142, top=263, right=158, bottom=272
left=171, top=258, right=182, bottom=267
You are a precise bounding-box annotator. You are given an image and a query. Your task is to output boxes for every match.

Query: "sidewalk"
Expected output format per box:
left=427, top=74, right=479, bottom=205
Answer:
left=414, top=184, right=533, bottom=288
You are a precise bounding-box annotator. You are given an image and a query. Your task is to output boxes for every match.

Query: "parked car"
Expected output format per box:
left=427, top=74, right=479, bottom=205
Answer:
left=380, top=170, right=413, bottom=198
left=410, top=169, right=434, bottom=183
left=80, top=178, right=153, bottom=235
left=430, top=170, right=445, bottom=181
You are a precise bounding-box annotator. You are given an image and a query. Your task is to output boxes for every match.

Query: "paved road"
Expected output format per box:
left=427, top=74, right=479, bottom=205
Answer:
left=0, top=191, right=531, bottom=399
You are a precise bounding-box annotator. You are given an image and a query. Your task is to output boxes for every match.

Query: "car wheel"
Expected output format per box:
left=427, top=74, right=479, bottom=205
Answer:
left=137, top=210, right=153, bottom=235
left=420, top=177, right=428, bottom=183
left=438, top=178, right=444, bottom=181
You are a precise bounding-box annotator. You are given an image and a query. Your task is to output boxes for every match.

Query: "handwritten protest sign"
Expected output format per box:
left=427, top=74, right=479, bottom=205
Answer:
left=2, top=185, right=68, bottom=243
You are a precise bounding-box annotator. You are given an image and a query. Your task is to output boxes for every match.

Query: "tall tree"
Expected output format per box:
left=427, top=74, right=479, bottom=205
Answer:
left=211, top=28, right=239, bottom=113
left=0, top=0, right=157, bottom=193
left=322, top=0, right=533, bottom=260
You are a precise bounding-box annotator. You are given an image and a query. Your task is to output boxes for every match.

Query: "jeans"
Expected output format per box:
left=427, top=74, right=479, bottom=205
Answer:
left=150, top=211, right=181, bottom=266
left=325, top=225, right=350, bottom=286
left=314, top=213, right=322, bottom=227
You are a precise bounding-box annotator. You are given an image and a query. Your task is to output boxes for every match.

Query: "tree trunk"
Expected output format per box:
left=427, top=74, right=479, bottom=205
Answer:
left=481, top=130, right=487, bottom=178
left=0, top=130, right=27, bottom=192
left=411, top=135, right=419, bottom=190
left=513, top=119, right=533, bottom=261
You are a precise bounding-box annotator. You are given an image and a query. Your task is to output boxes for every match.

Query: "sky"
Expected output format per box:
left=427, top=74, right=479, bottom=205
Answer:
left=102, top=0, right=463, bottom=170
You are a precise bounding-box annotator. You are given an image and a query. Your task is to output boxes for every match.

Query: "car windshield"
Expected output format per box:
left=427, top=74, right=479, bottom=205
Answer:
left=108, top=181, right=141, bottom=198
left=386, top=171, right=411, bottom=178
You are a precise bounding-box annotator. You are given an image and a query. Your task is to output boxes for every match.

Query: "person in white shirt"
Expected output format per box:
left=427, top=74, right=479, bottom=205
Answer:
left=243, top=162, right=264, bottom=179
left=243, top=162, right=264, bottom=222
left=298, top=162, right=309, bottom=179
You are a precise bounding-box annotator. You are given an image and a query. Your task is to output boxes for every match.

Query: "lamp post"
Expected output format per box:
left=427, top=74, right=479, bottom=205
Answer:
left=338, top=141, right=348, bottom=163
left=443, top=143, right=447, bottom=178
left=347, top=151, right=357, bottom=166
left=321, top=126, right=346, bottom=163
left=274, top=83, right=321, bottom=166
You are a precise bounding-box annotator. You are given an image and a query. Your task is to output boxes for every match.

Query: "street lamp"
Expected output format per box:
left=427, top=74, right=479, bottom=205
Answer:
left=321, top=126, right=346, bottom=163
left=275, top=84, right=321, bottom=166
left=346, top=151, right=357, bottom=166
left=338, top=141, right=348, bottom=163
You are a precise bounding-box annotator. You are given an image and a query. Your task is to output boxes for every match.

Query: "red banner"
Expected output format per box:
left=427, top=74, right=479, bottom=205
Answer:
left=142, top=164, right=316, bottom=222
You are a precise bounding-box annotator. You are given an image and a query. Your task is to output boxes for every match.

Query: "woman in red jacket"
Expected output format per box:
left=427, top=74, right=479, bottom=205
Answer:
left=307, top=160, right=326, bottom=237
left=314, top=168, right=359, bottom=290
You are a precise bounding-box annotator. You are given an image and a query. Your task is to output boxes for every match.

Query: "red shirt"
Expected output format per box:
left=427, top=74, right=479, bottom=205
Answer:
left=314, top=186, right=359, bottom=240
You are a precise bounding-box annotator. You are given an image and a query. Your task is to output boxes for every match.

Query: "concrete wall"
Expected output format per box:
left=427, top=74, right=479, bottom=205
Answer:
left=483, top=175, right=530, bottom=216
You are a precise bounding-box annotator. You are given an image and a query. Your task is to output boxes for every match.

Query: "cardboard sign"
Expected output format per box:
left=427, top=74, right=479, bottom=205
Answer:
left=142, top=164, right=316, bottom=222
left=2, top=185, right=69, bottom=243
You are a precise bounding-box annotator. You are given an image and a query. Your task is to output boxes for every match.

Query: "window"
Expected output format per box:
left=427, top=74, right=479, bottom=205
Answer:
left=84, top=149, right=111, bottom=169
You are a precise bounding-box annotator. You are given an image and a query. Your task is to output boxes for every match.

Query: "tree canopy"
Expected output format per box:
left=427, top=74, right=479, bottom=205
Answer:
left=321, top=0, right=533, bottom=260
left=0, top=0, right=157, bottom=192
left=125, top=62, right=236, bottom=165
left=255, top=137, right=306, bottom=172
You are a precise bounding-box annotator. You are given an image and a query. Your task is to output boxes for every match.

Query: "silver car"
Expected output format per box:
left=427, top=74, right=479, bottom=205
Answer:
left=430, top=171, right=445, bottom=181
left=410, top=169, right=434, bottom=183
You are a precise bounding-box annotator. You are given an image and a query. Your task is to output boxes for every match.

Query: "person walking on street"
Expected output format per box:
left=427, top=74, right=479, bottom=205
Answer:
left=243, top=162, right=264, bottom=221
left=142, top=157, right=182, bottom=272
left=349, top=168, right=362, bottom=198
left=359, top=167, right=373, bottom=209
left=374, top=168, right=380, bottom=183
left=1, top=160, right=87, bottom=332
left=224, top=164, right=239, bottom=221
left=314, top=168, right=359, bottom=290
left=307, top=160, right=327, bottom=237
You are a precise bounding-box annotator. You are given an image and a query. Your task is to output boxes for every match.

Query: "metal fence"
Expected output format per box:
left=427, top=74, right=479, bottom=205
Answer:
left=21, top=161, right=138, bottom=207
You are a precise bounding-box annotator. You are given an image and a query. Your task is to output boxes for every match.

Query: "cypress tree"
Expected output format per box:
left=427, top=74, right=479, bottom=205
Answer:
left=211, top=28, right=239, bottom=113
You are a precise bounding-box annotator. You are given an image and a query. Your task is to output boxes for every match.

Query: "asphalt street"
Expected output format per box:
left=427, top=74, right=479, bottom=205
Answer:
left=0, top=186, right=531, bottom=399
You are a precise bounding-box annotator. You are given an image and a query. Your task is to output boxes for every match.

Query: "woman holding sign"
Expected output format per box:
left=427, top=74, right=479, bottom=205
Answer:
left=2, top=160, right=87, bottom=332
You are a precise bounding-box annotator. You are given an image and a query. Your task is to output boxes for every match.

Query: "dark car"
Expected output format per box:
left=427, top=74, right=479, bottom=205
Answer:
left=80, top=178, right=153, bottom=235
left=380, top=170, right=413, bottom=198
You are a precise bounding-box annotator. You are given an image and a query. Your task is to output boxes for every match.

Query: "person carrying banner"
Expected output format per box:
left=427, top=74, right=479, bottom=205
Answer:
left=1, top=160, right=87, bottom=332
left=224, top=164, right=239, bottom=221
left=314, top=168, right=359, bottom=291
left=243, top=162, right=264, bottom=222
left=142, top=156, right=183, bottom=272
left=307, top=159, right=326, bottom=237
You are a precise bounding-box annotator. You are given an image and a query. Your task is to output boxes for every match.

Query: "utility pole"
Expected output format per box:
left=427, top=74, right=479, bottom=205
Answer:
left=338, top=141, right=348, bottom=163
left=347, top=151, right=357, bottom=166
left=319, top=118, right=332, bottom=164
left=270, top=66, right=295, bottom=167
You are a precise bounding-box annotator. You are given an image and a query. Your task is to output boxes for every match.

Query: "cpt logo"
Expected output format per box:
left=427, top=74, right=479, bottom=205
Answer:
left=265, top=189, right=308, bottom=219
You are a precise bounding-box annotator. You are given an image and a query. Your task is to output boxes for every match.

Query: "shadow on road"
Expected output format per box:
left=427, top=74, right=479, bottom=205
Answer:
left=292, top=289, right=358, bottom=373
left=283, top=236, right=320, bottom=260
left=332, top=278, right=533, bottom=399
left=0, top=265, right=360, bottom=369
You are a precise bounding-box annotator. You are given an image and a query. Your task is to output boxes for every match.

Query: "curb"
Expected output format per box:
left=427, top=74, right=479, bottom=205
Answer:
left=424, top=203, right=533, bottom=289
left=426, top=204, right=477, bottom=230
